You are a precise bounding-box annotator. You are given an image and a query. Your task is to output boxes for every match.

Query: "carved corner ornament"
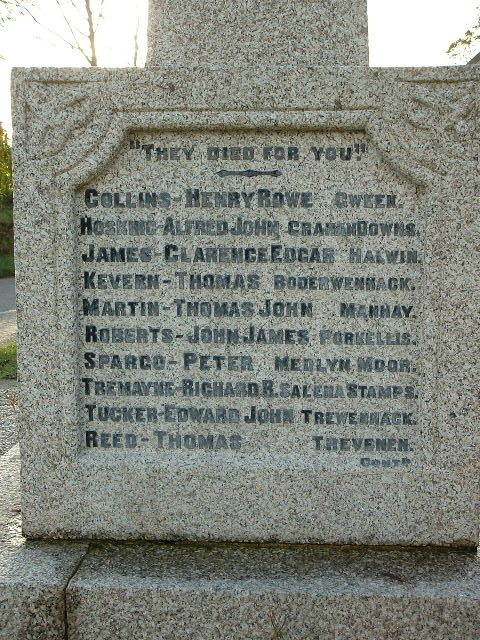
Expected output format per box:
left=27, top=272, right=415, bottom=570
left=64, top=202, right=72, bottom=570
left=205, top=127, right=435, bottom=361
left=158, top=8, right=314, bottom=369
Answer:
left=367, top=78, right=476, bottom=188
left=20, top=73, right=477, bottom=192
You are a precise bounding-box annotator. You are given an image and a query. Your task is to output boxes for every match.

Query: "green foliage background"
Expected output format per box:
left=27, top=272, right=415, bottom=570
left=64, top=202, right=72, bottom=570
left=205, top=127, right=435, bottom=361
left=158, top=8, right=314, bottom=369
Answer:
left=0, top=125, right=14, bottom=276
left=0, top=124, right=12, bottom=204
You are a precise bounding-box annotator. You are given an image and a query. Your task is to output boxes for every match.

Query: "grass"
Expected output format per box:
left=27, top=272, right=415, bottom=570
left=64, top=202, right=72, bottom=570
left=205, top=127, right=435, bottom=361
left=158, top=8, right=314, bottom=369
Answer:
left=0, top=201, right=14, bottom=277
left=0, top=341, right=17, bottom=379
left=0, top=255, right=14, bottom=278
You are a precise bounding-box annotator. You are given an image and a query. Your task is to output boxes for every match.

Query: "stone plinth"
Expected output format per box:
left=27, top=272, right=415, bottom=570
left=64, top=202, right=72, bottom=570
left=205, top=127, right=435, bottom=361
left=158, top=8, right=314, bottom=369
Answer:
left=66, top=544, right=480, bottom=640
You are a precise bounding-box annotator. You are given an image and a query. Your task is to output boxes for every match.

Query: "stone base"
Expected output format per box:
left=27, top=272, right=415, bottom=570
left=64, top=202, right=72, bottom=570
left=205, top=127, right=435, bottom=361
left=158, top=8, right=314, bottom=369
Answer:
left=1, top=447, right=480, bottom=639
left=67, top=543, right=480, bottom=640
left=0, top=446, right=88, bottom=640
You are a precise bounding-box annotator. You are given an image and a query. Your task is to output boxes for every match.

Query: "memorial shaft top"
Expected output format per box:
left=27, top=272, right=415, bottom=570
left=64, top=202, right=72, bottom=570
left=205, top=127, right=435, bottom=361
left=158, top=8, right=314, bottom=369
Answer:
left=146, top=0, right=369, bottom=67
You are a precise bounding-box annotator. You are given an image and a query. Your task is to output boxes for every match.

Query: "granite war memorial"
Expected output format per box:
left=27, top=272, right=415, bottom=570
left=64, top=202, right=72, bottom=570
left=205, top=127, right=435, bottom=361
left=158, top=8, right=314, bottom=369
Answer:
left=3, top=0, right=480, bottom=637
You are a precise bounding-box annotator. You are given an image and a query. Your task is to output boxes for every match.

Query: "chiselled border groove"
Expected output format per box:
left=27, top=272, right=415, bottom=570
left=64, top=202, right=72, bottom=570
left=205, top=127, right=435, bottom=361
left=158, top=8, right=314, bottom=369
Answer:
left=400, top=75, right=480, bottom=84
left=115, top=105, right=378, bottom=113
left=53, top=108, right=432, bottom=190
left=63, top=110, right=434, bottom=472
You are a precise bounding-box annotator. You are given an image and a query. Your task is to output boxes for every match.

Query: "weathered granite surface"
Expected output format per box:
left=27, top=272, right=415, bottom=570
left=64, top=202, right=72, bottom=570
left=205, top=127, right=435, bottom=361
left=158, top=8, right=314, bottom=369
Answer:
left=0, top=445, right=88, bottom=639
left=67, top=543, right=480, bottom=639
left=11, top=63, right=480, bottom=544
left=146, top=0, right=369, bottom=67
left=1, top=448, right=480, bottom=638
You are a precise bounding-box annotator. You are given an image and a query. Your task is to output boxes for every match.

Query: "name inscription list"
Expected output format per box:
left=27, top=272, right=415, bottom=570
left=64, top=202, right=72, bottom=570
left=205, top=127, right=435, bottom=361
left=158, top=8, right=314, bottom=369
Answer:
left=77, top=131, right=422, bottom=470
